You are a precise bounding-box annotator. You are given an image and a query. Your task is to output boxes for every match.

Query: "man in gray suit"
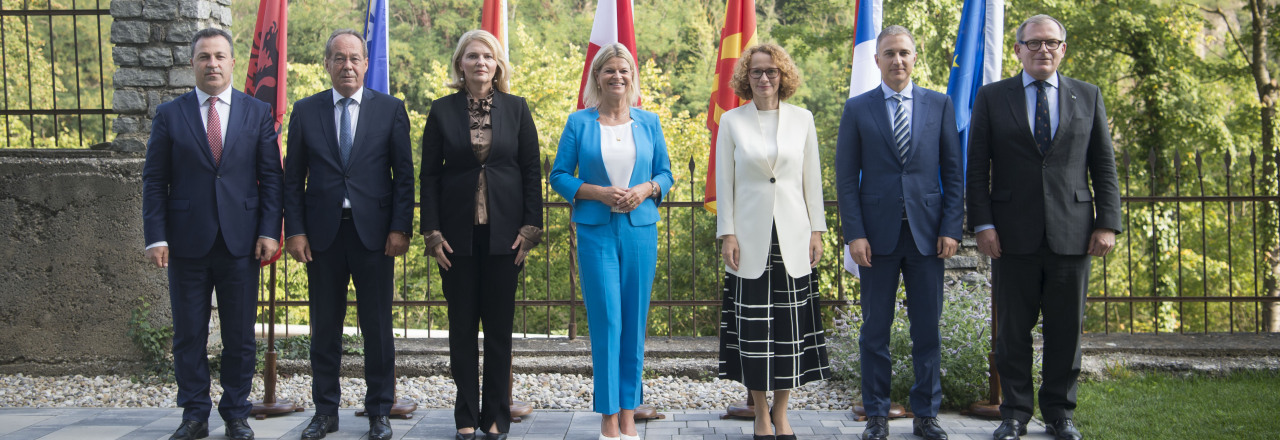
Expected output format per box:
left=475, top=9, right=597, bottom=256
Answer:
left=966, top=14, right=1122, bottom=440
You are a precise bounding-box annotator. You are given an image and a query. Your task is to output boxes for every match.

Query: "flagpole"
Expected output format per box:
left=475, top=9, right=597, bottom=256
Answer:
left=251, top=262, right=304, bottom=418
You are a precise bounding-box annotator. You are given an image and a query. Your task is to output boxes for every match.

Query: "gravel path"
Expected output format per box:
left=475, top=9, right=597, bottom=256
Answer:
left=0, top=373, right=856, bottom=411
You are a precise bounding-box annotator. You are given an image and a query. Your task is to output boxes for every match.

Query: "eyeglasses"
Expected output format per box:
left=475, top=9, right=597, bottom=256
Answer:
left=329, top=56, right=364, bottom=65
left=749, top=68, right=780, bottom=79
left=1018, top=39, right=1063, bottom=51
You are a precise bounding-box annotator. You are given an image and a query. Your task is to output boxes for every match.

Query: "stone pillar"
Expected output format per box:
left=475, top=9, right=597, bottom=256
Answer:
left=109, top=0, right=232, bottom=152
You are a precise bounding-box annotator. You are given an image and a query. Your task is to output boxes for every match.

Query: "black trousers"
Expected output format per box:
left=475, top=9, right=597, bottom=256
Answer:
left=440, top=224, right=520, bottom=432
left=307, top=217, right=397, bottom=416
left=169, top=232, right=258, bottom=422
left=992, top=242, right=1091, bottom=423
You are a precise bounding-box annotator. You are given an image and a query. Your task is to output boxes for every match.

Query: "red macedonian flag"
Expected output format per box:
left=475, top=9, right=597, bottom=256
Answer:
left=576, top=0, right=638, bottom=110
left=704, top=0, right=756, bottom=213
left=244, top=0, right=288, bottom=267
left=481, top=0, right=508, bottom=56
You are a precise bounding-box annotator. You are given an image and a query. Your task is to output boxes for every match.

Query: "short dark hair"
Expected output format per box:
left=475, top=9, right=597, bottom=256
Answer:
left=876, top=25, right=916, bottom=50
left=324, top=29, right=367, bottom=60
left=189, top=28, right=233, bottom=60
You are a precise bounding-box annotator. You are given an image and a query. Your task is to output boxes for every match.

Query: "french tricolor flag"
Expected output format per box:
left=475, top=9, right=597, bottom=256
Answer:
left=848, top=0, right=882, bottom=98
left=576, top=0, right=638, bottom=109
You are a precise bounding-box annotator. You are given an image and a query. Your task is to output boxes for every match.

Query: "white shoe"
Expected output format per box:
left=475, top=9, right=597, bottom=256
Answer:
left=621, top=434, right=641, bottom=440
left=599, top=435, right=620, bottom=440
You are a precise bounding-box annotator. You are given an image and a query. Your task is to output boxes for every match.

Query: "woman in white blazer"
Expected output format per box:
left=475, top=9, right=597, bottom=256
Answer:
left=715, top=43, right=829, bottom=440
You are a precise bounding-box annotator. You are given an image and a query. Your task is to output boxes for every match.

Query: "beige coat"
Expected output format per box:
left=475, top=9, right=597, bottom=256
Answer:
left=715, top=101, right=826, bottom=279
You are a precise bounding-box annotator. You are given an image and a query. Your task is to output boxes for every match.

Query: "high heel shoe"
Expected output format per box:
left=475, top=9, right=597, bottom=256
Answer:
left=599, top=435, right=620, bottom=440
left=620, top=434, right=641, bottom=440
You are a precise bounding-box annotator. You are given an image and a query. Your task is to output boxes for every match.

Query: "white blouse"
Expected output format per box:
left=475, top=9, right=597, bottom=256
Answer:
left=757, top=109, right=779, bottom=168
left=599, top=121, right=637, bottom=189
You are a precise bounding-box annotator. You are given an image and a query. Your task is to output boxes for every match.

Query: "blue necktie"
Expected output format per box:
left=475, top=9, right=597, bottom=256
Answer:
left=891, top=93, right=910, bottom=164
left=338, top=97, right=353, bottom=166
left=1034, top=81, right=1051, bottom=154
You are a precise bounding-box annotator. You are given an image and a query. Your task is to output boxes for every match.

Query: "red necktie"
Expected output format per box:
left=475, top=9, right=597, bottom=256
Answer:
left=207, top=96, right=222, bottom=165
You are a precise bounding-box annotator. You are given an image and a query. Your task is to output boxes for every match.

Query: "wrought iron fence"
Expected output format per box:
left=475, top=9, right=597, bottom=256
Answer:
left=0, top=1, right=115, bottom=149
left=253, top=149, right=1280, bottom=340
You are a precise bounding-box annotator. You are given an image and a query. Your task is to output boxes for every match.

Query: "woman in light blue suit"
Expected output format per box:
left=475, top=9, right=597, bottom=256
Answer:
left=550, top=43, right=674, bottom=440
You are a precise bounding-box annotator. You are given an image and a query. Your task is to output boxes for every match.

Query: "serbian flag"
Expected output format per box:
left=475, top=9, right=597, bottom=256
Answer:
left=946, top=0, right=1004, bottom=176
left=575, top=0, right=637, bottom=110
left=703, top=0, right=756, bottom=213
left=244, top=0, right=287, bottom=267
left=364, top=0, right=390, bottom=93
left=481, top=0, right=508, bottom=56
left=848, top=0, right=882, bottom=98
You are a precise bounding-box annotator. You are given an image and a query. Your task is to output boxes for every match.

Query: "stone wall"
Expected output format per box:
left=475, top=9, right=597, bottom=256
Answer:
left=109, top=0, right=232, bottom=152
left=0, top=151, right=167, bottom=375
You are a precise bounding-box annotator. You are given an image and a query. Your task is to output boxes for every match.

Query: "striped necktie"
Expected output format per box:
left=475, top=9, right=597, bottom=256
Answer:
left=891, top=93, right=910, bottom=164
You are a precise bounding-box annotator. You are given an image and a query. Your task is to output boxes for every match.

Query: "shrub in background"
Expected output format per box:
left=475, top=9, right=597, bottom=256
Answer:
left=828, top=273, right=1043, bottom=410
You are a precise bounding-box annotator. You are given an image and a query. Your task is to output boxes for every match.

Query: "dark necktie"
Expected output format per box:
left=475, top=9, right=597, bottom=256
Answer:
left=891, top=93, right=910, bottom=164
left=1034, top=80, right=1051, bottom=154
left=338, top=97, right=354, bottom=166
left=206, top=96, right=222, bottom=166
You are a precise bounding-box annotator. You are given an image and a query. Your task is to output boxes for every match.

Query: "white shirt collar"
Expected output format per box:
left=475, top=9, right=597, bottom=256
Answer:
left=1022, top=71, right=1059, bottom=89
left=880, top=81, right=914, bottom=100
left=195, top=86, right=233, bottom=106
left=332, top=87, right=365, bottom=106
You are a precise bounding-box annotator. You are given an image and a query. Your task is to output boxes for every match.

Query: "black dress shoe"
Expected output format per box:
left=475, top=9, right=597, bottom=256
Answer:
left=368, top=415, right=392, bottom=440
left=913, top=416, right=949, bottom=440
left=862, top=416, right=889, bottom=440
left=302, top=414, right=339, bottom=440
left=483, top=432, right=508, bottom=440
left=456, top=432, right=477, bottom=440
left=169, top=420, right=208, bottom=440
left=1046, top=418, right=1082, bottom=440
left=224, top=418, right=254, bottom=440
left=992, top=419, right=1026, bottom=440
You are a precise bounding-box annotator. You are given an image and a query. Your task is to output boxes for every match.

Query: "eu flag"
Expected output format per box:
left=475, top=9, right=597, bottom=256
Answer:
left=364, top=0, right=389, bottom=93
left=946, top=0, right=1003, bottom=175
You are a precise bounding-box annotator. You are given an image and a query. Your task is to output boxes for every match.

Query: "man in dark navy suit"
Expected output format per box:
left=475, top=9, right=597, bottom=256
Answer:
left=142, top=28, right=283, bottom=440
left=283, top=29, right=413, bottom=440
left=836, top=26, right=963, bottom=440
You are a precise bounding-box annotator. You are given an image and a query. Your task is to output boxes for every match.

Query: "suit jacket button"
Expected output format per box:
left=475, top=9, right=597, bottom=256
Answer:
left=769, top=177, right=776, bottom=183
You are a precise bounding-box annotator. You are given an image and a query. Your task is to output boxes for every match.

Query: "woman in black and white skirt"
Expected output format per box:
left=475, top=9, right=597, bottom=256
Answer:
left=713, top=43, right=830, bottom=440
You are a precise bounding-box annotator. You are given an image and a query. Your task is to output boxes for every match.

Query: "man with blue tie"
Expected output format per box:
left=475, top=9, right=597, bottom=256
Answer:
left=836, top=25, right=963, bottom=440
left=967, top=15, right=1121, bottom=440
left=283, top=29, right=413, bottom=440
left=142, top=28, right=283, bottom=440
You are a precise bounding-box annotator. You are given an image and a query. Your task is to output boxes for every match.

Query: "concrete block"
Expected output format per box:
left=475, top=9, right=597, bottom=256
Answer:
left=179, top=1, right=211, bottom=19
left=111, top=117, right=138, bottom=134
left=113, top=68, right=165, bottom=87
left=112, top=47, right=139, bottom=67
left=141, top=1, right=178, bottom=20
left=169, top=67, right=194, bottom=88
left=167, top=21, right=200, bottom=44
left=109, top=0, right=143, bottom=18
left=139, top=47, right=172, bottom=68
left=109, top=21, right=150, bottom=44
left=112, top=90, right=147, bottom=113
left=111, top=137, right=146, bottom=153
left=173, top=46, right=191, bottom=64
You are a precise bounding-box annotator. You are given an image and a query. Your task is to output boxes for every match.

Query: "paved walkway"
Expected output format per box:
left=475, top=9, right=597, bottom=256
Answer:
left=0, top=408, right=1059, bottom=440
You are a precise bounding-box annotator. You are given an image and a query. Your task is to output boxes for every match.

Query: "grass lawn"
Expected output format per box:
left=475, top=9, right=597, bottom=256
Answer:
left=1075, top=370, right=1280, bottom=439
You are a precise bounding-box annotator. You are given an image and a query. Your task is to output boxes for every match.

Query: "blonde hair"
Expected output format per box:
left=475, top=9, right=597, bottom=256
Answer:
left=448, top=30, right=511, bottom=93
left=581, top=43, right=642, bottom=108
left=729, top=43, right=801, bottom=102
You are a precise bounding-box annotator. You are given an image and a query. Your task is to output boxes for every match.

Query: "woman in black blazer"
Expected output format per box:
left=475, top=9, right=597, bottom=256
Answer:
left=419, top=29, right=542, bottom=440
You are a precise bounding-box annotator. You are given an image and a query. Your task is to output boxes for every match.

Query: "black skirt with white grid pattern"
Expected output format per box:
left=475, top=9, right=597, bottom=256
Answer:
left=718, top=230, right=830, bottom=391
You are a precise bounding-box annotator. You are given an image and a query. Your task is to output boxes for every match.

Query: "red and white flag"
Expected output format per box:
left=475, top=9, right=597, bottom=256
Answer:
left=481, top=0, right=508, bottom=56
left=575, top=0, right=637, bottom=109
left=244, top=0, right=288, bottom=267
